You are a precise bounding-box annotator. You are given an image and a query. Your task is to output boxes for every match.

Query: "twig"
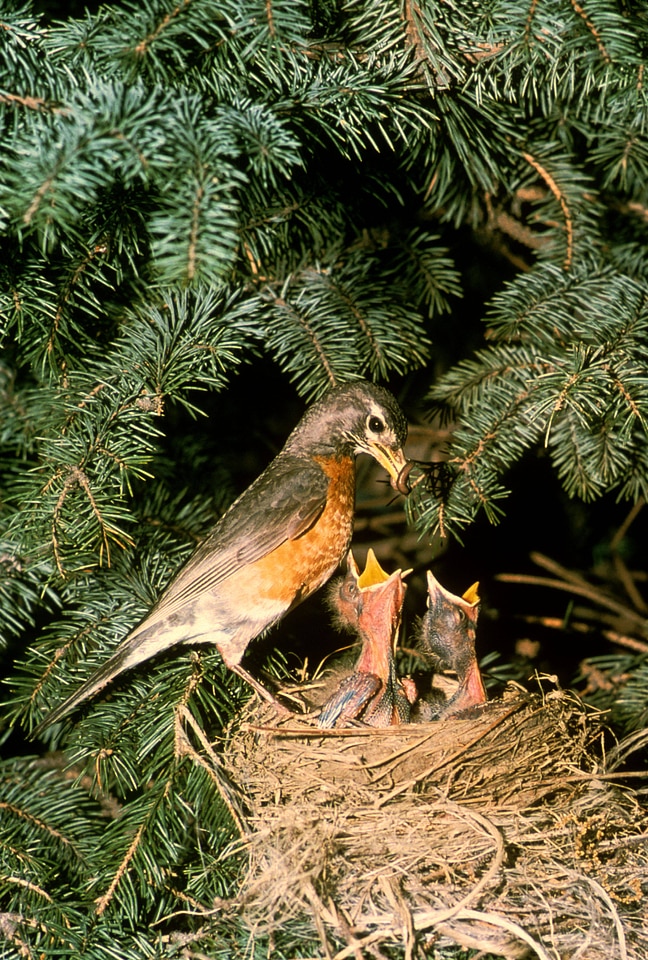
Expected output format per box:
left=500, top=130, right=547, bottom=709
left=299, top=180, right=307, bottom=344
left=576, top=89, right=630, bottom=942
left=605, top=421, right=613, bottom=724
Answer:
left=562, top=868, right=627, bottom=960
left=133, top=0, right=193, bottom=56
left=498, top=550, right=648, bottom=638
left=339, top=903, right=553, bottom=960
left=0, top=801, right=75, bottom=851
left=522, top=152, right=574, bottom=270
left=426, top=909, right=553, bottom=960
left=610, top=499, right=647, bottom=613
left=379, top=876, right=416, bottom=960
left=303, top=884, right=334, bottom=959
left=95, top=823, right=145, bottom=916
left=561, top=770, right=648, bottom=782
left=175, top=705, right=249, bottom=838
left=497, top=572, right=647, bottom=635
left=0, top=876, right=52, bottom=902
left=569, top=0, right=611, bottom=64
left=361, top=731, right=438, bottom=770
left=518, top=613, right=648, bottom=654
left=247, top=721, right=444, bottom=738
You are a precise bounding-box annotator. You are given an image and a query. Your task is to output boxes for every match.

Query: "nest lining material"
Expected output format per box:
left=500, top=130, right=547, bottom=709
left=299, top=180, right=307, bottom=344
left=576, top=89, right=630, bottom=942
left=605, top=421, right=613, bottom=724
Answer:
left=215, top=684, right=648, bottom=959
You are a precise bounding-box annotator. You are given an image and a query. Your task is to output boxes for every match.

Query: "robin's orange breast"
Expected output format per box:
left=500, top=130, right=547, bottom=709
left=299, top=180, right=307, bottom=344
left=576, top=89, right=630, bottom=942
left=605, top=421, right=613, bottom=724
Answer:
left=225, top=454, right=356, bottom=613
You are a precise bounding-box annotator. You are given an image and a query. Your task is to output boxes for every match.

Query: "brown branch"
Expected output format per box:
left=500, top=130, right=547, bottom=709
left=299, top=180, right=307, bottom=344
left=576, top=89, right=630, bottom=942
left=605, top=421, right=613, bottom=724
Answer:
left=95, top=823, right=146, bottom=916
left=0, top=802, right=74, bottom=850
left=70, top=241, right=108, bottom=287
left=463, top=42, right=504, bottom=64
left=74, top=467, right=134, bottom=564
left=0, top=876, right=53, bottom=903
left=0, top=92, right=55, bottom=112
left=454, top=431, right=498, bottom=468
left=70, top=382, right=107, bottom=416
left=269, top=293, right=338, bottom=388
left=244, top=200, right=301, bottom=232
left=606, top=367, right=641, bottom=417
left=265, top=0, right=275, bottom=38
left=496, top=561, right=648, bottom=641
left=601, top=628, right=648, bottom=653
left=29, top=612, right=113, bottom=708
left=522, top=152, right=574, bottom=270
left=175, top=704, right=249, bottom=838
left=569, top=0, right=611, bottom=64
left=48, top=244, right=109, bottom=357
left=402, top=0, right=451, bottom=87
left=610, top=498, right=647, bottom=614
left=187, top=181, right=204, bottom=281
left=52, top=470, right=75, bottom=578
left=51, top=465, right=134, bottom=576
left=402, top=0, right=427, bottom=63
left=437, top=500, right=447, bottom=539
left=29, top=640, right=75, bottom=706
left=23, top=176, right=55, bottom=227
left=133, top=0, right=193, bottom=56
left=493, top=210, right=547, bottom=250
left=315, top=269, right=386, bottom=371
left=524, top=0, right=540, bottom=45
left=520, top=613, right=648, bottom=654
left=243, top=242, right=266, bottom=280
left=552, top=370, right=579, bottom=413
left=466, top=475, right=489, bottom=507
left=611, top=498, right=645, bottom=552
left=609, top=198, right=648, bottom=223
left=46, top=305, right=63, bottom=357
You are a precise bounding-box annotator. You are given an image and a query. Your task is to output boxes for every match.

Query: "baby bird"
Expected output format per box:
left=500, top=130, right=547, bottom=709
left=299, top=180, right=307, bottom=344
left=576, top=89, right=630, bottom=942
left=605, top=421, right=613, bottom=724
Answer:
left=318, top=549, right=416, bottom=728
left=417, top=572, right=487, bottom=718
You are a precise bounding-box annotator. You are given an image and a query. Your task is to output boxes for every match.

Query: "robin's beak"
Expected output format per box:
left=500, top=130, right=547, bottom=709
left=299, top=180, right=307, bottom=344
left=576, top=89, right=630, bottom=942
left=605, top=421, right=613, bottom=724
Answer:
left=365, top=442, right=410, bottom=494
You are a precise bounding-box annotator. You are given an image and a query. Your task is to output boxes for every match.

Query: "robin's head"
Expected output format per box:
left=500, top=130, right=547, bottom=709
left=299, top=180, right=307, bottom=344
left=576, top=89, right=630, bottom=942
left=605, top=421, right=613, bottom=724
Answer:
left=287, top=380, right=409, bottom=492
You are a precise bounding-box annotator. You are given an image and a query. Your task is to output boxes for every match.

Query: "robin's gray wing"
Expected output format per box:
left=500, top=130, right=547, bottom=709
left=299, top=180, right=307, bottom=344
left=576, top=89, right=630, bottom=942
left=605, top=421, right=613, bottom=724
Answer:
left=135, top=455, right=331, bottom=630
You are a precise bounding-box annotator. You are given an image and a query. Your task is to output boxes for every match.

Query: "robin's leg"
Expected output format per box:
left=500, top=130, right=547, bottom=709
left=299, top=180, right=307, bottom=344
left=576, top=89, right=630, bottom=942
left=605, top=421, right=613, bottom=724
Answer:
left=229, top=662, right=293, bottom=716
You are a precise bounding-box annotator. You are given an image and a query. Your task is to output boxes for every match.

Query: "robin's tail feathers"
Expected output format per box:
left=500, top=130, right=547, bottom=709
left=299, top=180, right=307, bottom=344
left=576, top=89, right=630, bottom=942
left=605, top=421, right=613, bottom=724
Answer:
left=29, top=626, right=169, bottom=739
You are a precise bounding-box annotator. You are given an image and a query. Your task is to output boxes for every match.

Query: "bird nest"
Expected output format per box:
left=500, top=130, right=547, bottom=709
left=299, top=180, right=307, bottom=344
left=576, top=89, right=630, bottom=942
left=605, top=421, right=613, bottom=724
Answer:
left=213, top=683, right=648, bottom=959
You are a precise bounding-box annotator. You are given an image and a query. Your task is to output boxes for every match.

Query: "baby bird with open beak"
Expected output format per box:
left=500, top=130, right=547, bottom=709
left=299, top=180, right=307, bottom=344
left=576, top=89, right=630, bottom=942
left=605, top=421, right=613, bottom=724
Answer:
left=417, top=572, right=487, bottom=718
left=318, top=550, right=416, bottom=728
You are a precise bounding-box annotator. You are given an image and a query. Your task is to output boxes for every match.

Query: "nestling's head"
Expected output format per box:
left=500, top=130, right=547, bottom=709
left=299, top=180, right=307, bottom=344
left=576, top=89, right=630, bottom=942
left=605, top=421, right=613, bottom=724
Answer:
left=418, top=571, right=486, bottom=711
left=328, top=549, right=406, bottom=644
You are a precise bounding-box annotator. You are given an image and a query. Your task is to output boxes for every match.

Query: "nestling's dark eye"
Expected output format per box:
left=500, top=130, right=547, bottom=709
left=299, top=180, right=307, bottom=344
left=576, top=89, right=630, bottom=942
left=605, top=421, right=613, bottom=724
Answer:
left=367, top=415, right=385, bottom=433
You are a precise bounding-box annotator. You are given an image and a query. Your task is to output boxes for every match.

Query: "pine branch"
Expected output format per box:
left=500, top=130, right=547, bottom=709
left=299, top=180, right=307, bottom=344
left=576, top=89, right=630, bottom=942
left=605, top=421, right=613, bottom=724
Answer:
left=2, top=1, right=648, bottom=954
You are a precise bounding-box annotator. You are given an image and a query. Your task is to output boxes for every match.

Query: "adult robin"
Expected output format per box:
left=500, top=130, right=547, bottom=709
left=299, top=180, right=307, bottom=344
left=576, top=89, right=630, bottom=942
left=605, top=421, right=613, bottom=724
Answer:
left=318, top=549, right=416, bottom=728
left=31, top=380, right=410, bottom=736
left=417, top=573, right=487, bottom=718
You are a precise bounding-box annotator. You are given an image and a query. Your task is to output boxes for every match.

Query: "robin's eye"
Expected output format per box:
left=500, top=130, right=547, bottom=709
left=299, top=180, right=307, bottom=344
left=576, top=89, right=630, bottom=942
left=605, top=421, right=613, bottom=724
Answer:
left=367, top=415, right=385, bottom=434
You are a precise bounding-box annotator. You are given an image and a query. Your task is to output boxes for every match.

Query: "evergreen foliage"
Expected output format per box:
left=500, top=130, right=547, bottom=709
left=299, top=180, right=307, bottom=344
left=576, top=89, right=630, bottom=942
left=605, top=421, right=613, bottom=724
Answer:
left=1, top=0, right=647, bottom=956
